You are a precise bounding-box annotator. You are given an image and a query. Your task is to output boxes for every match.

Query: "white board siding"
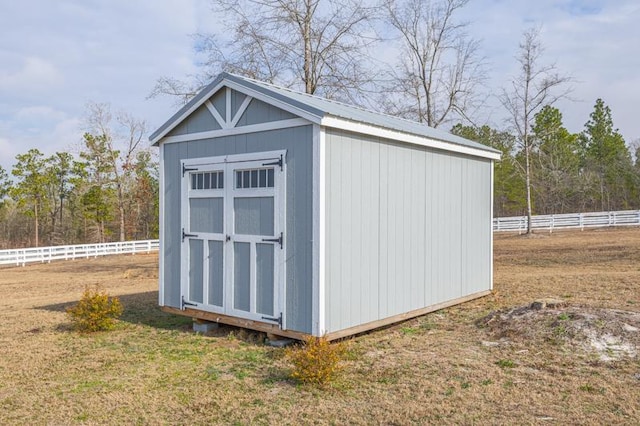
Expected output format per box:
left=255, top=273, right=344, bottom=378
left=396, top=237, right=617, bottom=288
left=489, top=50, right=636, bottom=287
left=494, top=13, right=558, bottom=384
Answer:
left=324, top=128, right=492, bottom=333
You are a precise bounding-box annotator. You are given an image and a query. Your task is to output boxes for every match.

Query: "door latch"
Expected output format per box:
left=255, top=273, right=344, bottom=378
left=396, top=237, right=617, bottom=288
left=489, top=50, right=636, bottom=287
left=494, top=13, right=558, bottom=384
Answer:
left=261, top=232, right=283, bottom=249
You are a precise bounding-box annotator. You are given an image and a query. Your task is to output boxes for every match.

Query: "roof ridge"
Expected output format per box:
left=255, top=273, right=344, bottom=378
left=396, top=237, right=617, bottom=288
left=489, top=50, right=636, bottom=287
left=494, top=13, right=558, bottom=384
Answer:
left=225, top=72, right=435, bottom=129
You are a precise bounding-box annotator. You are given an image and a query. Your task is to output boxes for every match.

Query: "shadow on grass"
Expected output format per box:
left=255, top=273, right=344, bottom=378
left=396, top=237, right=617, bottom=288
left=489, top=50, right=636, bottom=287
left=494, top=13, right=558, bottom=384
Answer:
left=35, top=291, right=269, bottom=342
left=35, top=291, right=192, bottom=331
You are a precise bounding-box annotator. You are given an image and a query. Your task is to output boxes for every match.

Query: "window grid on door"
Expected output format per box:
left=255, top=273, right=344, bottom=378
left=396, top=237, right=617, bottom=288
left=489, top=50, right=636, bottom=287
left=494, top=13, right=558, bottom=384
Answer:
left=191, top=171, right=224, bottom=190
left=235, top=168, right=274, bottom=189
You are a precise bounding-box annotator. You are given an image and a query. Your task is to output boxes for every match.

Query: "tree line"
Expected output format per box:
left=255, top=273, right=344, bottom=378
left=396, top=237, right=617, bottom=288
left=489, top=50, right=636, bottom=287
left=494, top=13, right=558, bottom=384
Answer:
left=150, top=0, right=639, bottom=232
left=453, top=98, right=640, bottom=217
left=4, top=0, right=639, bottom=246
left=0, top=103, right=158, bottom=249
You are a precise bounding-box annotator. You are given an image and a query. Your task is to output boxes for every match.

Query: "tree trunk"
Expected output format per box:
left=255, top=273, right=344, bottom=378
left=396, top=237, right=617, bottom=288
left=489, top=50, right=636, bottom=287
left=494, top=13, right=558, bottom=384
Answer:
left=34, top=201, right=39, bottom=247
left=303, top=1, right=313, bottom=94
left=119, top=205, right=125, bottom=242
left=523, top=119, right=533, bottom=234
left=525, top=144, right=533, bottom=234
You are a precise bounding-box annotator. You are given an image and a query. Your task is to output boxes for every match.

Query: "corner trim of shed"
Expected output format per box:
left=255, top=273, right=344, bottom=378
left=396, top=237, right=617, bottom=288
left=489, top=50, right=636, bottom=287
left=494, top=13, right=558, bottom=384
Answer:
left=311, top=124, right=327, bottom=336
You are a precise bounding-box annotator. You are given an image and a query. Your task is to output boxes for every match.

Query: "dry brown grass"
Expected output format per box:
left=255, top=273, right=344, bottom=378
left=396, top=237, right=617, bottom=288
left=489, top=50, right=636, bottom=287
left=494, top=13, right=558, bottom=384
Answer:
left=0, top=228, right=639, bottom=424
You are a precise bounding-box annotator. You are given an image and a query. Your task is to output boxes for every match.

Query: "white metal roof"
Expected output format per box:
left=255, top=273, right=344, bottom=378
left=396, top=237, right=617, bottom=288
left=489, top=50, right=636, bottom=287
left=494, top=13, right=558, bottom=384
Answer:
left=150, top=72, right=501, bottom=160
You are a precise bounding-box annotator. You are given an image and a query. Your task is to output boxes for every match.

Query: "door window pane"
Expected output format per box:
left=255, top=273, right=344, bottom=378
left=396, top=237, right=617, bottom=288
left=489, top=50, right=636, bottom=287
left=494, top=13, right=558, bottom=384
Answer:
left=267, top=169, right=274, bottom=187
left=259, top=169, right=267, bottom=187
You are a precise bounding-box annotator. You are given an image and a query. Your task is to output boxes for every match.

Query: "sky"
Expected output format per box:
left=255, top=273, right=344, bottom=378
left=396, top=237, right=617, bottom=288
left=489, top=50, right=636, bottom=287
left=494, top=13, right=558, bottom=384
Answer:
left=1, top=0, right=639, bottom=171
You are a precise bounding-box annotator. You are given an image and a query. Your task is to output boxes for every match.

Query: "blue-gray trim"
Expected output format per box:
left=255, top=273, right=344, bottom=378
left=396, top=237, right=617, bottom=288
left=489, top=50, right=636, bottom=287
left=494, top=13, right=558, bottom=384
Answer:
left=150, top=72, right=500, bottom=156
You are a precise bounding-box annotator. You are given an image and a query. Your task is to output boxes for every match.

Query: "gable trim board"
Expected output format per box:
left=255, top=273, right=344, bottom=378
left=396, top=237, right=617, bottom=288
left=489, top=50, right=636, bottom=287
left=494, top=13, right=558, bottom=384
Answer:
left=153, top=72, right=496, bottom=339
left=161, top=118, right=311, bottom=144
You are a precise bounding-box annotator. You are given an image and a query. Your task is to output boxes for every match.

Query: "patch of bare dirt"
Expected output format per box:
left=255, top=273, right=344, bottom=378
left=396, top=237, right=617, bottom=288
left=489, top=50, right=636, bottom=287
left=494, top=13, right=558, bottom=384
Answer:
left=478, top=299, right=640, bottom=361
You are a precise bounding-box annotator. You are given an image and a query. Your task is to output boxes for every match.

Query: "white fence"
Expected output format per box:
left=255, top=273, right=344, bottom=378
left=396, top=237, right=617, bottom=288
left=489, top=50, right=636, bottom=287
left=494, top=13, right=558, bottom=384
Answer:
left=493, top=210, right=640, bottom=233
left=2, top=210, right=639, bottom=265
left=0, top=239, right=159, bottom=267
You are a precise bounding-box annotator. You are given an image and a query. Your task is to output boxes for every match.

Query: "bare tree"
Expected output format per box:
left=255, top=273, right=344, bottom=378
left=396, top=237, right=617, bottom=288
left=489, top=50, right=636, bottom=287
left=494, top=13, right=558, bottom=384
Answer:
left=150, top=0, right=378, bottom=104
left=500, top=28, right=571, bottom=234
left=84, top=102, right=147, bottom=242
left=382, top=0, right=486, bottom=127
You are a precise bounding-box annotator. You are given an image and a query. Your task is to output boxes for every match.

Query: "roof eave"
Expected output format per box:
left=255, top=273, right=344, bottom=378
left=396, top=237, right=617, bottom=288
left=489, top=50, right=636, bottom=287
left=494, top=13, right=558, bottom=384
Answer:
left=320, top=116, right=501, bottom=161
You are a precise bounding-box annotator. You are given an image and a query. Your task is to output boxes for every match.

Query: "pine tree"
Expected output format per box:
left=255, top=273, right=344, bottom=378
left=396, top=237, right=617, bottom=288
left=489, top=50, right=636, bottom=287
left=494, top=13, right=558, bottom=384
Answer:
left=580, top=99, right=634, bottom=211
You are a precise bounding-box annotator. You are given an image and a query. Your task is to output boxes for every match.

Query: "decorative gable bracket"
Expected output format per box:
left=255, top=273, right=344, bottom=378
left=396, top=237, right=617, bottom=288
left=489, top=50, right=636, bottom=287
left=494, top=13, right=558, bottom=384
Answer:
left=204, top=87, right=253, bottom=130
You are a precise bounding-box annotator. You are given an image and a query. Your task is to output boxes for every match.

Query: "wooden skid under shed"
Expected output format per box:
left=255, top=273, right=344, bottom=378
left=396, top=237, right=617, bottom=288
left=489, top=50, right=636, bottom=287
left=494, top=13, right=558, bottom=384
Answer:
left=163, top=289, right=491, bottom=341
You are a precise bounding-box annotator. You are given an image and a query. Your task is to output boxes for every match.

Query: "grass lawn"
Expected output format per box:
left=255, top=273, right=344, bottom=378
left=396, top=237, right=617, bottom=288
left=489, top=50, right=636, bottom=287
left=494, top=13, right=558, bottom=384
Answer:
left=0, top=228, right=639, bottom=424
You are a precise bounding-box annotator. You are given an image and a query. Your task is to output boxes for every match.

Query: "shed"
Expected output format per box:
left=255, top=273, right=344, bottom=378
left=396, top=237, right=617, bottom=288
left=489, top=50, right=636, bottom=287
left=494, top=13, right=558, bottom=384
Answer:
left=150, top=72, right=501, bottom=340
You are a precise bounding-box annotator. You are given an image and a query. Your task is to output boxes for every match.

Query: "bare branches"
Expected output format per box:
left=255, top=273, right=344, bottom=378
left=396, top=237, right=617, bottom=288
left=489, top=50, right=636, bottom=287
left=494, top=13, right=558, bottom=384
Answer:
left=151, top=0, right=377, bottom=104
left=382, top=0, right=485, bottom=128
left=499, top=27, right=572, bottom=233
left=83, top=102, right=148, bottom=241
left=148, top=77, right=199, bottom=106
left=501, top=28, right=572, bottom=140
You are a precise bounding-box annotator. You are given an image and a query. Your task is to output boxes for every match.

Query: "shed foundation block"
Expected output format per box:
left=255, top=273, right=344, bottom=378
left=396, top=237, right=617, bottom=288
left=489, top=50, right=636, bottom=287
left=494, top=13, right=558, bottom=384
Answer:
left=193, top=319, right=219, bottom=333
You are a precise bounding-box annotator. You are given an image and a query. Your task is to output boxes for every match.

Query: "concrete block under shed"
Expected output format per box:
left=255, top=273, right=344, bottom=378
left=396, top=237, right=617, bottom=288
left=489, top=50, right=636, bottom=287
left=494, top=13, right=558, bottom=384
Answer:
left=193, top=319, right=219, bottom=333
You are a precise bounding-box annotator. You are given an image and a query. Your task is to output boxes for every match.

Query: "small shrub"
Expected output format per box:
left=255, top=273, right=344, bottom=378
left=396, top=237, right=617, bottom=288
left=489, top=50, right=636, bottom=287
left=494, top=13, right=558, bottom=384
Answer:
left=579, top=383, right=605, bottom=394
left=286, top=336, right=346, bottom=386
left=66, top=286, right=123, bottom=332
left=495, top=359, right=516, bottom=369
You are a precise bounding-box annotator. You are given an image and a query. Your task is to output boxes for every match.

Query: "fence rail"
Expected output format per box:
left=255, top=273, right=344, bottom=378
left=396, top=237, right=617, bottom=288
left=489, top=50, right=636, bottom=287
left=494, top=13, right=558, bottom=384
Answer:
left=0, top=240, right=159, bottom=267
left=2, top=210, right=639, bottom=265
left=493, top=210, right=640, bottom=233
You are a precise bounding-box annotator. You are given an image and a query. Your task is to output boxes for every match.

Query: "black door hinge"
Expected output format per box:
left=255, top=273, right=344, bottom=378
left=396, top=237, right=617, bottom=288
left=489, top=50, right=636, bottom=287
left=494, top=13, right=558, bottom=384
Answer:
left=182, top=163, right=198, bottom=177
left=262, top=232, right=283, bottom=249
left=261, top=312, right=283, bottom=327
left=181, top=296, right=197, bottom=310
left=262, top=154, right=283, bottom=171
left=182, top=228, right=198, bottom=242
